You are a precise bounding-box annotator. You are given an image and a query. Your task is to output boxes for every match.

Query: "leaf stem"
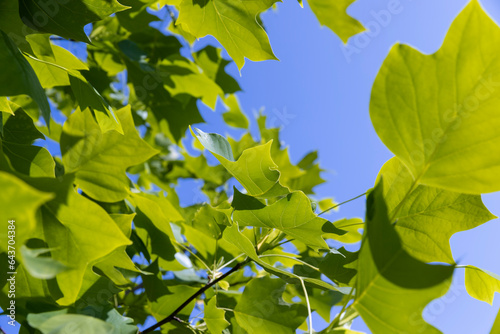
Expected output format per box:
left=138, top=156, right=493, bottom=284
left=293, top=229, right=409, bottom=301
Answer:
left=258, top=254, right=320, bottom=272
left=175, top=241, right=212, bottom=273
left=299, top=277, right=313, bottom=334
left=139, top=259, right=249, bottom=334
left=318, top=192, right=367, bottom=216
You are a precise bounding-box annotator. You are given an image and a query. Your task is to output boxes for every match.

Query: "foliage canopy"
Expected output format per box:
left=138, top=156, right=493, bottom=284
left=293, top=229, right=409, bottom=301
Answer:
left=0, top=0, right=500, bottom=333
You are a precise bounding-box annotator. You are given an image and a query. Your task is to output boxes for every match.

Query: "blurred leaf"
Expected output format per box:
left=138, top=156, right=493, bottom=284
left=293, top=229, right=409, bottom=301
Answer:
left=465, top=265, right=500, bottom=305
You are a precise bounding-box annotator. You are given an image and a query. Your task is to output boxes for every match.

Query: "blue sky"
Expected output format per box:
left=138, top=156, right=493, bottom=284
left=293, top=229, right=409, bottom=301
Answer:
left=195, top=0, right=500, bottom=332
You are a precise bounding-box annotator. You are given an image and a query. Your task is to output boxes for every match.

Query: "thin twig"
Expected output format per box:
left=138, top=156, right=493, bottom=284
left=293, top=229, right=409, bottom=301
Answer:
left=318, top=192, right=367, bottom=216
left=139, top=260, right=249, bottom=334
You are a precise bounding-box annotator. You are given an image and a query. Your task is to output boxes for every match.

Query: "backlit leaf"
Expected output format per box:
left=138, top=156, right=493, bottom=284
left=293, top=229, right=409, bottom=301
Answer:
left=176, top=0, right=279, bottom=69
left=352, top=182, right=454, bottom=333
left=371, top=0, right=500, bottom=194
left=61, top=106, right=158, bottom=202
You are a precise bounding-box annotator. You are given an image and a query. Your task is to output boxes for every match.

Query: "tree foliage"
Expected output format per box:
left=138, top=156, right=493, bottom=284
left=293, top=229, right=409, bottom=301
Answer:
left=0, top=0, right=499, bottom=333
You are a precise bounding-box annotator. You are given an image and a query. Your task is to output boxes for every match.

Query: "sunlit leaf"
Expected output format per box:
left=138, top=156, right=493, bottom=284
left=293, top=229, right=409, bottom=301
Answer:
left=176, top=0, right=279, bottom=69
left=61, top=106, right=158, bottom=202
left=371, top=0, right=500, bottom=194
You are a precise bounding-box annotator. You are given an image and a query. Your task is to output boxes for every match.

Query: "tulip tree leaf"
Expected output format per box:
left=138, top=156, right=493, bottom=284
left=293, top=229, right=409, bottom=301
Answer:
left=307, top=0, right=365, bottom=43
left=194, top=45, right=241, bottom=95
left=19, top=0, right=129, bottom=43
left=378, top=157, right=495, bottom=263
left=491, top=308, right=500, bottom=334
left=205, top=297, right=230, bottom=334
left=26, top=175, right=132, bottom=305
left=222, top=95, right=249, bottom=129
left=61, top=106, right=158, bottom=202
left=1, top=104, right=56, bottom=177
left=234, top=276, right=308, bottom=334
left=0, top=171, right=54, bottom=253
left=0, top=31, right=51, bottom=125
left=176, top=0, right=279, bottom=69
left=93, top=214, right=140, bottom=286
left=352, top=182, right=454, bottom=333
left=233, top=191, right=329, bottom=251
left=370, top=0, right=500, bottom=194
left=20, top=245, right=70, bottom=280
left=193, top=128, right=289, bottom=198
left=465, top=265, right=500, bottom=305
left=27, top=309, right=138, bottom=334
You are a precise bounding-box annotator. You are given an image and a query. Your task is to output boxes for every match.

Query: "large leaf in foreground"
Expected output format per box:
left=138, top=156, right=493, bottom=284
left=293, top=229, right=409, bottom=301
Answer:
left=352, top=182, right=453, bottom=333
left=234, top=276, right=307, bottom=334
left=307, top=0, right=365, bottom=43
left=193, top=128, right=289, bottom=198
left=176, top=0, right=279, bottom=69
left=378, top=157, right=495, bottom=263
left=233, top=191, right=328, bottom=251
left=61, top=106, right=158, bottom=202
left=370, top=0, right=500, bottom=194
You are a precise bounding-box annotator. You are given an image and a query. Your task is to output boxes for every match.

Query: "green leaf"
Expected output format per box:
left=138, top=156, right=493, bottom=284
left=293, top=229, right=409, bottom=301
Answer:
left=2, top=142, right=55, bottom=178
left=20, top=245, right=69, bottom=279
left=27, top=309, right=138, bottom=334
left=378, top=157, right=495, bottom=263
left=61, top=106, right=158, bottom=202
left=105, top=309, right=138, bottom=334
left=27, top=175, right=132, bottom=305
left=123, top=52, right=203, bottom=142
left=234, top=276, right=308, bottom=334
left=149, top=285, right=199, bottom=321
left=325, top=218, right=363, bottom=244
left=176, top=0, right=279, bottom=69
left=19, top=0, right=129, bottom=42
left=0, top=97, right=17, bottom=115
left=370, top=0, right=500, bottom=194
left=352, top=181, right=454, bottom=333
left=491, top=308, right=500, bottom=334
left=158, top=57, right=224, bottom=110
left=131, top=192, right=184, bottom=269
left=194, top=46, right=241, bottom=95
left=25, top=49, right=123, bottom=134
left=205, top=297, right=230, bottom=333
left=464, top=265, right=500, bottom=305
left=233, top=191, right=329, bottom=251
left=193, top=128, right=289, bottom=198
left=192, top=127, right=234, bottom=161
left=222, top=95, right=249, bottom=129
left=0, top=31, right=50, bottom=125
left=1, top=107, right=55, bottom=177
left=307, top=0, right=365, bottom=43
left=26, top=34, right=88, bottom=88
left=0, top=171, right=54, bottom=253
left=93, top=214, right=141, bottom=286
left=191, top=204, right=229, bottom=239
left=223, top=224, right=346, bottom=292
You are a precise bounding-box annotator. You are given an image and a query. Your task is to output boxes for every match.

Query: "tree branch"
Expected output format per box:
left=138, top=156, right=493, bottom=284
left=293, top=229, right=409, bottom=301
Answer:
left=139, top=260, right=248, bottom=334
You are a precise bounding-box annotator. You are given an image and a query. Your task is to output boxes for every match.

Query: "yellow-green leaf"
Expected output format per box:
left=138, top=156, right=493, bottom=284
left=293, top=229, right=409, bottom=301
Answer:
left=370, top=0, right=500, bottom=194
